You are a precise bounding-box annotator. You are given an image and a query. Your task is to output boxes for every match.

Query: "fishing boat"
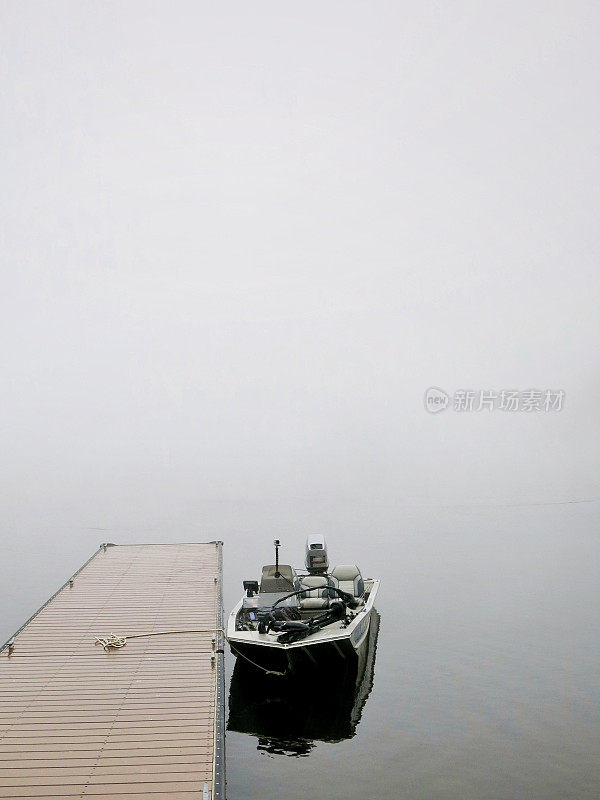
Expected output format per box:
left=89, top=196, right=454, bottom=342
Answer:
left=226, top=537, right=380, bottom=676
left=228, top=609, right=380, bottom=755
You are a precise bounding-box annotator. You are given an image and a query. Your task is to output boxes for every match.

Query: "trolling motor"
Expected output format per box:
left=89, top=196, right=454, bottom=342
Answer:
left=257, top=596, right=347, bottom=639
left=276, top=600, right=347, bottom=644
left=255, top=583, right=358, bottom=638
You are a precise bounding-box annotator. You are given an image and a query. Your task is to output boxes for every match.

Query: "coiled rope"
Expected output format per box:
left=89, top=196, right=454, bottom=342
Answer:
left=94, top=628, right=223, bottom=652
left=95, top=633, right=126, bottom=651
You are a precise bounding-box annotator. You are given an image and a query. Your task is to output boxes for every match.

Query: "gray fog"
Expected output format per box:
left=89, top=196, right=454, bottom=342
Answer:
left=2, top=2, right=598, bottom=596
left=2, top=1, right=598, bottom=574
left=1, top=4, right=599, bottom=796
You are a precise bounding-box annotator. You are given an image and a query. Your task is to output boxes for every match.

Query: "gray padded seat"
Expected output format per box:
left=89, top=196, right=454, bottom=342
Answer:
left=260, top=564, right=298, bottom=593
left=330, top=564, right=364, bottom=599
left=299, top=575, right=335, bottom=610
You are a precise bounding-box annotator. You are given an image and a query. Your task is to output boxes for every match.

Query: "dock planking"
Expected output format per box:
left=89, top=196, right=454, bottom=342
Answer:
left=0, top=542, right=225, bottom=799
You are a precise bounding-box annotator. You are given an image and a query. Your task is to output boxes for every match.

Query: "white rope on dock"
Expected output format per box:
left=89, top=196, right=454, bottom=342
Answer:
left=95, top=634, right=126, bottom=651
left=94, top=628, right=224, bottom=651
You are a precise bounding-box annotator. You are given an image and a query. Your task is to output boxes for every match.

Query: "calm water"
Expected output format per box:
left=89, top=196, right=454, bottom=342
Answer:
left=2, top=502, right=599, bottom=799
left=223, top=504, right=600, bottom=800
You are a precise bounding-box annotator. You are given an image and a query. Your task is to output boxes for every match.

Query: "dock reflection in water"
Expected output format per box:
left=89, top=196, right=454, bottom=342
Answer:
left=227, top=610, right=380, bottom=757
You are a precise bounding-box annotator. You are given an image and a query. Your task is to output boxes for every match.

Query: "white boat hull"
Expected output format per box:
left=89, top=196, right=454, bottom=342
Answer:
left=227, top=610, right=381, bottom=752
left=227, top=579, right=380, bottom=676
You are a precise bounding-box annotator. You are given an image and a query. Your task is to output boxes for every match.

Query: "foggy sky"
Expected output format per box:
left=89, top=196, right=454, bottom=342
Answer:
left=1, top=3, right=599, bottom=578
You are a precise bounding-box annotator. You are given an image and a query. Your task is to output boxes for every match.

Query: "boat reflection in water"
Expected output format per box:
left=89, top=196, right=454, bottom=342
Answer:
left=227, top=610, right=380, bottom=757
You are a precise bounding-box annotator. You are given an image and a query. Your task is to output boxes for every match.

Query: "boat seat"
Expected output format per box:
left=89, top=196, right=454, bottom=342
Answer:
left=259, top=564, right=298, bottom=594
left=330, top=564, right=365, bottom=599
left=299, top=575, right=335, bottom=610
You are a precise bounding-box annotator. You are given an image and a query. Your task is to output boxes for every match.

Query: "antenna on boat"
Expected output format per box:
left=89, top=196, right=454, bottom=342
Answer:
left=273, top=539, right=281, bottom=577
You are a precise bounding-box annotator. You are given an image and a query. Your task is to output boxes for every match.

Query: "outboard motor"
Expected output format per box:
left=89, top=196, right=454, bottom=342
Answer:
left=305, top=535, right=329, bottom=574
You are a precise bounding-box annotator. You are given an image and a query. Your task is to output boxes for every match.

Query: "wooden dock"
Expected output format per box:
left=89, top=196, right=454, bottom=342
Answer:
left=0, top=542, right=225, bottom=799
